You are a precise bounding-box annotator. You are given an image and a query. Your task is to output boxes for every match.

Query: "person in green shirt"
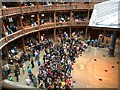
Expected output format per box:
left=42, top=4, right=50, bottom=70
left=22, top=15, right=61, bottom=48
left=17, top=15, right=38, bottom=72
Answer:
left=8, top=74, right=14, bottom=81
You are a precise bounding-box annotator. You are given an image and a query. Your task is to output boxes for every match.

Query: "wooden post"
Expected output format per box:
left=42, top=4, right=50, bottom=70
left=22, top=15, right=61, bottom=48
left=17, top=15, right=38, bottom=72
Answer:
left=54, top=3, right=56, bottom=41
left=54, top=28, right=56, bottom=41
left=85, top=0, right=90, bottom=39
left=102, top=29, right=105, bottom=43
left=37, top=12, right=41, bottom=43
left=69, top=27, right=71, bottom=37
left=38, top=32, right=41, bottom=43
left=69, top=10, right=72, bottom=37
left=5, top=45, right=9, bottom=63
left=21, top=36, right=25, bottom=51
left=2, top=23, right=7, bottom=41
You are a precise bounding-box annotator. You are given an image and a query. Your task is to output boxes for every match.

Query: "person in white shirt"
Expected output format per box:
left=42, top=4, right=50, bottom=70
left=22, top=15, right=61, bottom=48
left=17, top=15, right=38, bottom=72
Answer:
left=25, top=76, right=31, bottom=85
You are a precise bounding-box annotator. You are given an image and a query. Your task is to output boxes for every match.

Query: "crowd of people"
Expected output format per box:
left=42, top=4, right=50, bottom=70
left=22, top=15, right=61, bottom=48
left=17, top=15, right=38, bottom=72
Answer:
left=2, top=32, right=88, bottom=89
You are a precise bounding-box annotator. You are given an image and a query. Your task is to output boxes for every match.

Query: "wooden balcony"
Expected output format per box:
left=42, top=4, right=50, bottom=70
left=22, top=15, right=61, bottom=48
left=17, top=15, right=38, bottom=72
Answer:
left=0, top=20, right=88, bottom=48
left=40, top=23, right=55, bottom=30
left=75, top=2, right=93, bottom=10
left=22, top=6, right=38, bottom=14
left=2, top=7, right=21, bottom=17
left=7, top=30, right=23, bottom=43
left=41, top=5, right=55, bottom=11
left=0, top=37, right=7, bottom=49
left=56, top=4, right=77, bottom=11
left=72, top=21, right=88, bottom=26
left=24, top=26, right=39, bottom=35
left=56, top=22, right=70, bottom=28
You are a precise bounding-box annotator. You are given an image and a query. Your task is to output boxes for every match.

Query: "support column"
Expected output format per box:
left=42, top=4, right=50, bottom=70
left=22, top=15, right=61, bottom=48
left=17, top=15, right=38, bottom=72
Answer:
left=54, top=28, right=57, bottom=41
left=54, top=5, right=56, bottom=41
left=21, top=36, right=25, bottom=51
left=38, top=32, right=41, bottom=43
left=37, top=12, right=41, bottom=43
left=69, top=27, right=71, bottom=37
left=85, top=0, right=90, bottom=39
left=5, top=45, right=9, bottom=63
left=102, top=29, right=105, bottom=43
left=70, top=10, right=72, bottom=37
left=108, top=31, right=118, bottom=56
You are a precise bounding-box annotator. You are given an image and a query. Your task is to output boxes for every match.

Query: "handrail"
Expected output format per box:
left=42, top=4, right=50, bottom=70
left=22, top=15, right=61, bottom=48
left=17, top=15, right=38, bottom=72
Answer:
left=2, top=7, right=21, bottom=16
left=0, top=37, right=7, bottom=49
left=40, top=23, right=55, bottom=30
left=41, top=5, right=55, bottom=11
left=56, top=22, right=70, bottom=27
left=22, top=5, right=38, bottom=13
left=24, top=26, right=39, bottom=35
left=56, top=4, right=77, bottom=10
left=7, top=30, right=23, bottom=43
left=72, top=21, right=87, bottom=26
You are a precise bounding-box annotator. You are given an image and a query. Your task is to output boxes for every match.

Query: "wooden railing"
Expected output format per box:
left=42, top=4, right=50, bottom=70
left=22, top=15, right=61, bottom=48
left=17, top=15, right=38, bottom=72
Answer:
left=40, top=23, right=55, bottom=30
left=0, top=20, right=88, bottom=48
left=22, top=6, right=38, bottom=13
left=24, top=26, right=39, bottom=35
left=56, top=4, right=77, bottom=10
left=75, top=3, right=89, bottom=10
left=0, top=37, right=7, bottom=49
left=56, top=22, right=70, bottom=27
left=1, top=3, right=95, bottom=17
left=72, top=21, right=87, bottom=26
left=2, top=7, right=21, bottom=17
left=7, top=30, right=23, bottom=42
left=41, top=5, right=55, bottom=11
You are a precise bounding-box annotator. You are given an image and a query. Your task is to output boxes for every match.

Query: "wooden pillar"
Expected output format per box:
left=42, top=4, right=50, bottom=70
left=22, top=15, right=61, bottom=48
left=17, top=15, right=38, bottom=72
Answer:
left=108, top=31, right=118, bottom=56
left=70, top=10, right=72, bottom=37
left=54, top=28, right=56, bottom=41
left=38, top=32, right=41, bottom=43
left=37, top=12, right=41, bottom=43
left=21, top=36, right=25, bottom=51
left=5, top=45, right=9, bottom=63
left=54, top=3, right=56, bottom=41
left=85, top=0, right=90, bottom=39
left=2, top=23, right=7, bottom=41
left=102, top=29, right=105, bottom=43
left=69, top=27, right=71, bottom=37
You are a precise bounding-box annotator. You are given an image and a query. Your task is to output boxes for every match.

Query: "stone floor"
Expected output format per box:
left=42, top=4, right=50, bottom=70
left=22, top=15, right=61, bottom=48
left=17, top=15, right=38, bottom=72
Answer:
left=4, top=45, right=119, bottom=89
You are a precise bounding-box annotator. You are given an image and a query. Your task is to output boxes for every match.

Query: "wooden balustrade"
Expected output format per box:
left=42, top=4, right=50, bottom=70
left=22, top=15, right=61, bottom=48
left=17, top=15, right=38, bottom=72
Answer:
left=0, top=37, right=7, bottom=49
left=75, top=3, right=91, bottom=10
left=7, top=30, right=23, bottom=42
left=22, top=6, right=38, bottom=14
left=72, top=21, right=87, bottom=26
left=2, top=7, right=21, bottom=17
left=41, top=5, right=55, bottom=11
left=56, top=22, right=70, bottom=27
left=1, top=3, right=95, bottom=17
left=56, top=4, right=77, bottom=10
left=40, top=23, right=55, bottom=30
left=24, top=26, right=39, bottom=35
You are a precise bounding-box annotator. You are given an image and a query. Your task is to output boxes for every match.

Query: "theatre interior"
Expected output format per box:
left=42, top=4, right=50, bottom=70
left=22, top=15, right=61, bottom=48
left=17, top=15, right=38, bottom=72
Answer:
left=0, top=0, right=120, bottom=89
